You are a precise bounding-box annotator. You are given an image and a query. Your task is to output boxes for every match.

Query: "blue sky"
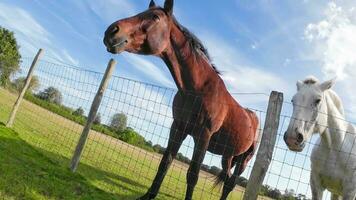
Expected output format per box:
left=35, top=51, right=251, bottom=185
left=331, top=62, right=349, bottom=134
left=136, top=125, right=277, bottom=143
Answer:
left=1, top=0, right=356, bottom=197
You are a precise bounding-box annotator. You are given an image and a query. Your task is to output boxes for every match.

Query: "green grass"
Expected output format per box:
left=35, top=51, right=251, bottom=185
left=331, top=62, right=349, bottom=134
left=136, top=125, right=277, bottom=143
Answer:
left=0, top=124, right=120, bottom=200
left=0, top=88, right=258, bottom=200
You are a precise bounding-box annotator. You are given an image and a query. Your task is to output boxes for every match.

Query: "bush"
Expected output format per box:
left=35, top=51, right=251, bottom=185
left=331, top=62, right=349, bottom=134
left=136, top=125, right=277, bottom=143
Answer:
left=93, top=113, right=101, bottom=125
left=73, top=107, right=85, bottom=116
left=118, top=128, right=143, bottom=144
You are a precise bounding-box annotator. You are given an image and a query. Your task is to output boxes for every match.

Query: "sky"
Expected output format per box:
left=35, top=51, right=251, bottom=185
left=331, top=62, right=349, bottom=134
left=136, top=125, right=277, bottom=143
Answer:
left=1, top=0, right=356, bottom=198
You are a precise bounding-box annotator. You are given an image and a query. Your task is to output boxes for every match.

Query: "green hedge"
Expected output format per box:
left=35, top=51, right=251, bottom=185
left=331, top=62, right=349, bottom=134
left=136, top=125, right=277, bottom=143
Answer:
left=23, top=93, right=154, bottom=152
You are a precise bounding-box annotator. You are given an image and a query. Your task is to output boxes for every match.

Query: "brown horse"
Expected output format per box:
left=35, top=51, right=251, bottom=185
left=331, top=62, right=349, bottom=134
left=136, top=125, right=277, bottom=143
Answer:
left=103, top=1, right=259, bottom=199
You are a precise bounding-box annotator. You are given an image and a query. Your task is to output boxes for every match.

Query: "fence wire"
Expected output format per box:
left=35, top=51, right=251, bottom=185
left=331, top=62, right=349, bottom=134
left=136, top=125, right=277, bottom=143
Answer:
left=2, top=57, right=355, bottom=200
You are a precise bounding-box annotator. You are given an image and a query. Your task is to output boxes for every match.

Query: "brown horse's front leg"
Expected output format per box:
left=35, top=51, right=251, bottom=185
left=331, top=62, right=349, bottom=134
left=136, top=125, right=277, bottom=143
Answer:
left=137, top=121, right=187, bottom=200
left=185, top=128, right=211, bottom=200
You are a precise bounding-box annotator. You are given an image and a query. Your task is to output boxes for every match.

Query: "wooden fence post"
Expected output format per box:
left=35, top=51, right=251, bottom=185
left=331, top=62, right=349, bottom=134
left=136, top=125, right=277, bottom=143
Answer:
left=70, top=59, right=116, bottom=172
left=243, top=91, right=283, bottom=200
left=6, top=49, right=44, bottom=128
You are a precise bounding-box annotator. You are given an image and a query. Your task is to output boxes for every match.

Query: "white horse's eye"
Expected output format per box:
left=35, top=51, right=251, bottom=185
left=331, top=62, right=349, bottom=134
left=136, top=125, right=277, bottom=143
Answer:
left=315, top=99, right=321, bottom=105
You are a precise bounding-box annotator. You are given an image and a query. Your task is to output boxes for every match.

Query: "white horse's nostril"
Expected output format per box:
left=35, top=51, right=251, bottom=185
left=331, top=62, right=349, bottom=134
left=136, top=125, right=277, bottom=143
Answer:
left=283, top=133, right=288, bottom=142
left=297, top=133, right=304, bottom=143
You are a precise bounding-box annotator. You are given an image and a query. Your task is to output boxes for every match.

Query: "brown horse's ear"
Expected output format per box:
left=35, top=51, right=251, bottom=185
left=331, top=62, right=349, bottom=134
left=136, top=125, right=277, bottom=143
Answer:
left=149, top=0, right=156, bottom=8
left=164, top=0, right=174, bottom=15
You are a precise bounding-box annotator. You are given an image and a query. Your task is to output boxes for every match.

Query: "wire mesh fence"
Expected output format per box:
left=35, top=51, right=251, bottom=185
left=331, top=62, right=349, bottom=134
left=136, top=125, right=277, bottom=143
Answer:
left=1, top=56, right=355, bottom=200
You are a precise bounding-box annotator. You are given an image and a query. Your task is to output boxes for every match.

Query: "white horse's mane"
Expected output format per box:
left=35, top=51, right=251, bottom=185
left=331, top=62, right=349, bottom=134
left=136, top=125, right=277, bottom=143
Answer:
left=302, top=76, right=345, bottom=117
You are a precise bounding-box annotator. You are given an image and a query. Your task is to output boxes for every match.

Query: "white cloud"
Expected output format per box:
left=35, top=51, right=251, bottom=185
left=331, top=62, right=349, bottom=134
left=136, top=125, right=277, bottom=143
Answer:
left=200, top=33, right=289, bottom=104
left=86, top=0, right=137, bottom=24
left=0, top=2, right=51, bottom=50
left=0, top=3, right=80, bottom=66
left=305, top=2, right=356, bottom=79
left=123, top=53, right=175, bottom=88
left=304, top=1, right=356, bottom=119
left=33, top=0, right=90, bottom=43
left=62, top=50, right=79, bottom=66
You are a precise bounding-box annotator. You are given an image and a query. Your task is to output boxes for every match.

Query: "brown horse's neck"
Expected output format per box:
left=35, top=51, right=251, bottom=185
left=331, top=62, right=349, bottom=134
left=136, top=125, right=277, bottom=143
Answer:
left=159, top=21, right=220, bottom=92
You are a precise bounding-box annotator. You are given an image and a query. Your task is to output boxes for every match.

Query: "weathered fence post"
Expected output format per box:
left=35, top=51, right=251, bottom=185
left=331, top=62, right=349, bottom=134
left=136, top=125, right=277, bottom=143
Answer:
left=243, top=91, right=283, bottom=200
left=70, top=59, right=117, bottom=172
left=6, top=49, right=44, bottom=128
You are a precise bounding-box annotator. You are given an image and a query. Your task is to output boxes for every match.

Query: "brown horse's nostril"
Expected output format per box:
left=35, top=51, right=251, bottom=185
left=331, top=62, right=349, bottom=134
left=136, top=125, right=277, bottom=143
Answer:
left=296, top=133, right=304, bottom=143
left=111, top=26, right=119, bottom=35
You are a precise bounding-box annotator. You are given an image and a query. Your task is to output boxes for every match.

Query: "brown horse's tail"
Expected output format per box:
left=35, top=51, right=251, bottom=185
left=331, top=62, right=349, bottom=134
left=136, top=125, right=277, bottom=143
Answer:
left=213, top=169, right=230, bottom=188
left=213, top=143, right=257, bottom=189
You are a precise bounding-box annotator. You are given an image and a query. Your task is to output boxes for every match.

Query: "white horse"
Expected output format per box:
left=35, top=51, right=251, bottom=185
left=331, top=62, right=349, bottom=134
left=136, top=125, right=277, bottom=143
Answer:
left=283, top=76, right=356, bottom=200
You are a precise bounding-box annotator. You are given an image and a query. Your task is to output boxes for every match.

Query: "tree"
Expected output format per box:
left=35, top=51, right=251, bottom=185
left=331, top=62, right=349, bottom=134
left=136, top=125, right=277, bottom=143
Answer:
left=282, top=189, right=296, bottom=200
left=13, top=76, right=39, bottom=93
left=268, top=188, right=282, bottom=199
left=209, top=166, right=221, bottom=176
left=236, top=176, right=248, bottom=188
left=37, top=87, right=63, bottom=105
left=93, top=113, right=101, bottom=125
left=73, top=107, right=85, bottom=116
left=296, top=194, right=308, bottom=200
left=153, top=144, right=165, bottom=154
left=0, top=26, right=21, bottom=87
left=259, top=185, right=271, bottom=196
left=110, top=113, right=127, bottom=132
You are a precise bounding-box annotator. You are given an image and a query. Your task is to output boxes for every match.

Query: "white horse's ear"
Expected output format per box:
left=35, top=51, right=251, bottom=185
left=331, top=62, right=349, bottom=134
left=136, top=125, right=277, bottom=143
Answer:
left=320, top=78, right=336, bottom=91
left=297, top=80, right=303, bottom=91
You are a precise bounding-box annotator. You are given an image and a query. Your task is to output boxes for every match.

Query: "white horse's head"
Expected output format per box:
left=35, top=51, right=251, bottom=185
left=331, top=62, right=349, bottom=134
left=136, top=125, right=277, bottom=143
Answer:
left=284, top=76, right=336, bottom=152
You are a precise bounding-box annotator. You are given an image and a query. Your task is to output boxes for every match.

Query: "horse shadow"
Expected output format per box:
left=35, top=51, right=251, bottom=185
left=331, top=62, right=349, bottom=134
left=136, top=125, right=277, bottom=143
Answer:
left=0, top=125, right=176, bottom=200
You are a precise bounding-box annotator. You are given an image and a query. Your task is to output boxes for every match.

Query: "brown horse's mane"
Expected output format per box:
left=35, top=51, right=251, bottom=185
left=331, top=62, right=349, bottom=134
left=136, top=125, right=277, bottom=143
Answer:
left=171, top=15, right=221, bottom=75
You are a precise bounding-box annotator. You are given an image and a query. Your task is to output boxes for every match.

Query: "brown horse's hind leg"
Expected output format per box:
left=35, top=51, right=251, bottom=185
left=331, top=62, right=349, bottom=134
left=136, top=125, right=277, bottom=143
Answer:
left=219, top=144, right=256, bottom=200
left=137, top=120, right=187, bottom=200
left=185, top=128, right=212, bottom=200
left=214, top=156, right=233, bottom=187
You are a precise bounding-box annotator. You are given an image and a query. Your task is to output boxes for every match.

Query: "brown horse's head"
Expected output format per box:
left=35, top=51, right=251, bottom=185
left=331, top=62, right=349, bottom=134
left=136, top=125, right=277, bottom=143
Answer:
left=103, top=0, right=174, bottom=55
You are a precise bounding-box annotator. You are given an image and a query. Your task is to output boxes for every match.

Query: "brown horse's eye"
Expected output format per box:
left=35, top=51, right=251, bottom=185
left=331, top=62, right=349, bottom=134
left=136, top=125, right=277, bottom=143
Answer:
left=152, top=14, right=160, bottom=22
